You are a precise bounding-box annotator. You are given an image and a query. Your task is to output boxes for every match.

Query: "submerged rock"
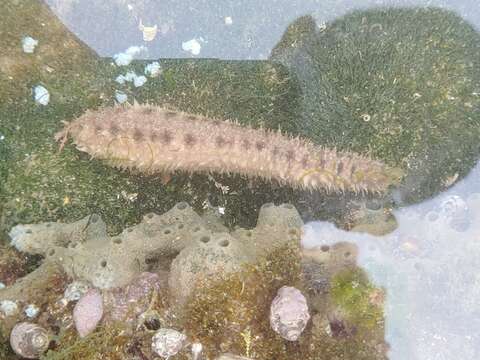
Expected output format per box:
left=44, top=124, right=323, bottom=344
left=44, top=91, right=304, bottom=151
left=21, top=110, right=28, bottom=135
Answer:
left=0, top=199, right=388, bottom=359
left=271, top=8, right=480, bottom=204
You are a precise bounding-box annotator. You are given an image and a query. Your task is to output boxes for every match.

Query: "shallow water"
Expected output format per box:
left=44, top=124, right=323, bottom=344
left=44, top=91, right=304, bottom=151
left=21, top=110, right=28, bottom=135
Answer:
left=304, top=162, right=480, bottom=359
left=2, top=0, right=480, bottom=359
left=45, top=0, right=480, bottom=59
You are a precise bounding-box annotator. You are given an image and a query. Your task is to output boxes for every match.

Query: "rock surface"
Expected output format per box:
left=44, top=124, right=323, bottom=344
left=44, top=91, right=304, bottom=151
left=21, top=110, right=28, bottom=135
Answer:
left=271, top=9, right=480, bottom=204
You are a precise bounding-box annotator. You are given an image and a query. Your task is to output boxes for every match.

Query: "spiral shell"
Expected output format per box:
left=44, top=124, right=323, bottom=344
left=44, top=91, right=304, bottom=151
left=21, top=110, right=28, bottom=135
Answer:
left=138, top=20, right=158, bottom=42
left=10, top=322, right=50, bottom=359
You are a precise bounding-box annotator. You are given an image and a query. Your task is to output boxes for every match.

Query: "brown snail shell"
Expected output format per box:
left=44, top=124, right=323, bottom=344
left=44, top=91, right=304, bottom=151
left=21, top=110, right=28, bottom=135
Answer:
left=10, top=322, right=50, bottom=359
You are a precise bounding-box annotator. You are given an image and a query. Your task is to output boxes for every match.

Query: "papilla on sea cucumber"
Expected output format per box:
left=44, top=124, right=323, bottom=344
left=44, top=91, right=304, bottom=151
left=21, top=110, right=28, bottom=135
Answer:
left=55, top=103, right=403, bottom=194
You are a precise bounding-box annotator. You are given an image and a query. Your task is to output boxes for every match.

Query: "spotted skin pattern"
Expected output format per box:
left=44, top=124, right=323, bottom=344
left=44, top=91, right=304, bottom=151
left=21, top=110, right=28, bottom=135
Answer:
left=56, top=104, right=402, bottom=193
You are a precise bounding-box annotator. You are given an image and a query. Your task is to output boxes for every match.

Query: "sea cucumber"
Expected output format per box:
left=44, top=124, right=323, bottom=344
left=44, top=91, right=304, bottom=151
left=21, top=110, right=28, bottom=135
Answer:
left=55, top=103, right=402, bottom=193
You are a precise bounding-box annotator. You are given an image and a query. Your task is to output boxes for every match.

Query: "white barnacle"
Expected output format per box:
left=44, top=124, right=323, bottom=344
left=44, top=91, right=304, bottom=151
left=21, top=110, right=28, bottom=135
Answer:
left=124, top=71, right=137, bottom=82
left=115, top=91, right=128, bottom=104
left=115, top=74, right=127, bottom=84
left=33, top=85, right=50, bottom=105
left=360, top=113, right=371, bottom=122
left=182, top=38, right=202, bottom=56
left=22, top=36, right=38, bottom=53
left=133, top=75, right=147, bottom=87
left=145, top=62, right=162, bottom=77
left=0, top=300, right=18, bottom=316
left=114, top=45, right=147, bottom=66
left=24, top=304, right=40, bottom=318
left=151, top=328, right=187, bottom=358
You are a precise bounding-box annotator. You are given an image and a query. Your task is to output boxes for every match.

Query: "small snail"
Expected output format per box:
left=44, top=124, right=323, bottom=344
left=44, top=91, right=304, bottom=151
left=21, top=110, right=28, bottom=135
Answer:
left=10, top=322, right=50, bottom=359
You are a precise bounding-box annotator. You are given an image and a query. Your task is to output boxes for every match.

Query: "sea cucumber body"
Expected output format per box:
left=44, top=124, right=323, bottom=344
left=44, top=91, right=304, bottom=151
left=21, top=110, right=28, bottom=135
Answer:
left=57, top=104, right=398, bottom=193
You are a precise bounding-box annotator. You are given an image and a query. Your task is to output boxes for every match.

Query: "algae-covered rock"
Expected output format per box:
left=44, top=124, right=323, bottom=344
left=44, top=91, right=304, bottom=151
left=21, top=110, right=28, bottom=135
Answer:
left=271, top=8, right=480, bottom=204
left=330, top=268, right=385, bottom=332
left=4, top=1, right=479, bottom=236
left=0, top=0, right=302, bottom=235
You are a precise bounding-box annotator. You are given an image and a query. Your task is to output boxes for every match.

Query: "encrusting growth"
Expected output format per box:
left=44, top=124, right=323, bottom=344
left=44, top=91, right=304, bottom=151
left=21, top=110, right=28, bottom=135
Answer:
left=56, top=103, right=402, bottom=193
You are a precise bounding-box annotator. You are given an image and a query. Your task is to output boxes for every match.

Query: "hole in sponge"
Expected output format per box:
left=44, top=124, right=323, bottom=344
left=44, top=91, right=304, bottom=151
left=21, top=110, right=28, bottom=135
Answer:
left=218, top=239, right=229, bottom=247
left=177, top=202, right=187, bottom=210
left=321, top=245, right=330, bottom=252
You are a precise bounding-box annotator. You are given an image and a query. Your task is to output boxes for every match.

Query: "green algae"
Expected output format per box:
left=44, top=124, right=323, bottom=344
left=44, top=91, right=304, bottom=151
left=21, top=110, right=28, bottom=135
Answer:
left=330, top=268, right=384, bottom=331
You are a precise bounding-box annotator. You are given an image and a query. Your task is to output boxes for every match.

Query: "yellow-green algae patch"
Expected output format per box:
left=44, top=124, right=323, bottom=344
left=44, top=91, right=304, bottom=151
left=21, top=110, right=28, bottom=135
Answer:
left=182, top=244, right=304, bottom=359
left=182, top=244, right=387, bottom=360
left=330, top=268, right=384, bottom=331
left=40, top=325, right=130, bottom=360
